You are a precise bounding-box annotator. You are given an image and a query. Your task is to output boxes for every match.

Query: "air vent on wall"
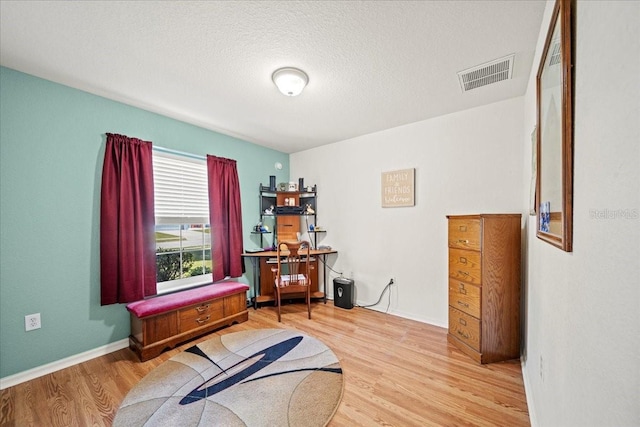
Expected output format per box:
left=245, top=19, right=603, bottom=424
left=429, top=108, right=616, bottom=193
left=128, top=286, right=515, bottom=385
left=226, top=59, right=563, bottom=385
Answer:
left=457, top=54, right=515, bottom=93
left=548, top=41, right=561, bottom=66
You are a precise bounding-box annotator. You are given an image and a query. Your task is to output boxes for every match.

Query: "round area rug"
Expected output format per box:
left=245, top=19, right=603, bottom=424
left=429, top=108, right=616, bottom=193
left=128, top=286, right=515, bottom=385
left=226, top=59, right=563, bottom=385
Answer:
left=114, top=329, right=344, bottom=427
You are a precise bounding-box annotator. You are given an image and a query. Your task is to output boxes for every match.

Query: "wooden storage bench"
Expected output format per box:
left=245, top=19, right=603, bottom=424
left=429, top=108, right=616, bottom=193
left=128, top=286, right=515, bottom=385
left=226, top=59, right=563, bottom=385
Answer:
left=126, top=281, right=249, bottom=361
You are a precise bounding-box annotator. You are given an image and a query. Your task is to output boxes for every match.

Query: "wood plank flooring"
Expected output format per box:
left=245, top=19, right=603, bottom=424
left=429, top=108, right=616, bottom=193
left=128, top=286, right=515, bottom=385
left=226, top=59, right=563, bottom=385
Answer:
left=0, top=302, right=529, bottom=426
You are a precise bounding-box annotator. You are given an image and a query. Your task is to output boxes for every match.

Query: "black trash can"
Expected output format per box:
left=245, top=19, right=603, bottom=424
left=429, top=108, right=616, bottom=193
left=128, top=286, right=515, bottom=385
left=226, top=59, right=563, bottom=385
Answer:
left=333, top=277, right=354, bottom=309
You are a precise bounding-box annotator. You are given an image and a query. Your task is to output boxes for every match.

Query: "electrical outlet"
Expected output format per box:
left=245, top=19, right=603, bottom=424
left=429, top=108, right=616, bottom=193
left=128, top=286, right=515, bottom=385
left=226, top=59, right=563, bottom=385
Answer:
left=25, top=313, right=41, bottom=331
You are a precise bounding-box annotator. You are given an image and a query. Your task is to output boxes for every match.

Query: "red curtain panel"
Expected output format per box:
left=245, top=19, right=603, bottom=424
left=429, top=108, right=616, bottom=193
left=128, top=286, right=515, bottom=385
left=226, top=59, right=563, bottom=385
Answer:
left=100, top=133, right=157, bottom=304
left=207, top=155, right=244, bottom=282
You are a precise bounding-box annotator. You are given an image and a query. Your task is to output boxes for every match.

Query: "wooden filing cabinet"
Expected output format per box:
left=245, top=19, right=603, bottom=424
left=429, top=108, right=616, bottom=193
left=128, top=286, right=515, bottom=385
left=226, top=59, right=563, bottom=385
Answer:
left=447, top=214, right=521, bottom=364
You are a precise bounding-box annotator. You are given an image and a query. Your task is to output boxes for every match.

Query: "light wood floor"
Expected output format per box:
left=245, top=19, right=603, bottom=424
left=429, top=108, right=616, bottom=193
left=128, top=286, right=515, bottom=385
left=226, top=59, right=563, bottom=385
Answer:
left=0, top=302, right=529, bottom=426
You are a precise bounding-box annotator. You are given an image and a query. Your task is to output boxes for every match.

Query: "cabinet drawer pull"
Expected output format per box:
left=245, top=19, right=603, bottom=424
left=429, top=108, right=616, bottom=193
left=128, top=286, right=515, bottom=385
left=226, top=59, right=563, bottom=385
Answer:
left=196, top=304, right=210, bottom=313
left=458, top=239, right=469, bottom=244
left=458, top=270, right=469, bottom=277
left=458, top=318, right=467, bottom=326
left=459, top=225, right=467, bottom=232
left=458, top=283, right=467, bottom=294
left=457, top=330, right=470, bottom=339
left=457, top=301, right=469, bottom=308
left=196, top=315, right=211, bottom=325
left=459, top=257, right=467, bottom=264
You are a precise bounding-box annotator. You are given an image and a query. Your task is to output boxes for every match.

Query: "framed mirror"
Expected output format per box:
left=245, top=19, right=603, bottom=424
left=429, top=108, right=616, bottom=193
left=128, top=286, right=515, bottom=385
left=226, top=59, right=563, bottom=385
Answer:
left=536, top=0, right=574, bottom=252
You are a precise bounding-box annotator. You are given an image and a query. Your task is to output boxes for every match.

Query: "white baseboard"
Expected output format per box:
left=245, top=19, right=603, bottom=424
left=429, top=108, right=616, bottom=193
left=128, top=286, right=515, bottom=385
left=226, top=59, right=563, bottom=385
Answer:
left=521, top=357, right=538, bottom=427
left=0, top=338, right=130, bottom=390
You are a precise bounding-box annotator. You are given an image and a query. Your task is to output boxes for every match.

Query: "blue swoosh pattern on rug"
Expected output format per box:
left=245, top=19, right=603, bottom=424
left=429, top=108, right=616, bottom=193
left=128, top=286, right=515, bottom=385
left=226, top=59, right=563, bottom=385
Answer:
left=180, top=335, right=341, bottom=405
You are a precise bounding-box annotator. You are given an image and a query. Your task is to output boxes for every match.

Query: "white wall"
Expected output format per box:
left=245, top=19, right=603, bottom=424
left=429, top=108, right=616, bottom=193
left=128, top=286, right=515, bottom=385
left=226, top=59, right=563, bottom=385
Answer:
left=522, top=1, right=640, bottom=426
left=291, top=97, right=524, bottom=326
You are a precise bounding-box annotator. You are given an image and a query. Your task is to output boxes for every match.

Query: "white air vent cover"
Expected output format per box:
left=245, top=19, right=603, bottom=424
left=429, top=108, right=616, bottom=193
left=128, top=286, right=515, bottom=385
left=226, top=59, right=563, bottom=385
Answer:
left=458, top=54, right=515, bottom=92
left=548, top=41, right=561, bottom=66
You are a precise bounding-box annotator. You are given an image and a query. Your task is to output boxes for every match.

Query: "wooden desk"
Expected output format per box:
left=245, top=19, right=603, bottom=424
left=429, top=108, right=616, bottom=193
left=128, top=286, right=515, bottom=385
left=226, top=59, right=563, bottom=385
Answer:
left=242, top=248, right=337, bottom=309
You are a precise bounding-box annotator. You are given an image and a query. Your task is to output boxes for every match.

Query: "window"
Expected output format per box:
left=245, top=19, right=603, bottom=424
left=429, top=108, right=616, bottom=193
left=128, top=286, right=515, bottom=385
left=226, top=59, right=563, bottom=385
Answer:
left=153, top=149, right=211, bottom=294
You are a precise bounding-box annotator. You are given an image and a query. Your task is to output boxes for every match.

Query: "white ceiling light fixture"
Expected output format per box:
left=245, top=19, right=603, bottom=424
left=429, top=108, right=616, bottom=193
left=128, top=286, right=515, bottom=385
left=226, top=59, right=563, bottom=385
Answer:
left=272, top=67, right=309, bottom=96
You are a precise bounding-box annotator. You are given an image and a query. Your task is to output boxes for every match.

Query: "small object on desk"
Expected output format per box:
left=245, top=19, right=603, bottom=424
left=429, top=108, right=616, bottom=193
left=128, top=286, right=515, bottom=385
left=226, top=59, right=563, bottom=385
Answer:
left=317, top=245, right=332, bottom=250
left=245, top=248, right=264, bottom=253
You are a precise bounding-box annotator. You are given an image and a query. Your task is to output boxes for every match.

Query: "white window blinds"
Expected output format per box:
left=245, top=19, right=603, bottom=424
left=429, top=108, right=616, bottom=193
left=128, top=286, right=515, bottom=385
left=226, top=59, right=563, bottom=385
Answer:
left=153, top=150, right=209, bottom=225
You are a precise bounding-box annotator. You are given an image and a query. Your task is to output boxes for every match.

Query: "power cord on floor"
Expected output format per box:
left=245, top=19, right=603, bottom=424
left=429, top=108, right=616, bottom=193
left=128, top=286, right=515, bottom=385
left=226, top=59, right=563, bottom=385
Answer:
left=356, top=278, right=394, bottom=312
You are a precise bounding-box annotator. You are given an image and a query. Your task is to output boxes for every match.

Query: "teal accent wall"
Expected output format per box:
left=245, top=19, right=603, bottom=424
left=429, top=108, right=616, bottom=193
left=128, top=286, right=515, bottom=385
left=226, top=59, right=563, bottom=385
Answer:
left=0, top=67, right=289, bottom=378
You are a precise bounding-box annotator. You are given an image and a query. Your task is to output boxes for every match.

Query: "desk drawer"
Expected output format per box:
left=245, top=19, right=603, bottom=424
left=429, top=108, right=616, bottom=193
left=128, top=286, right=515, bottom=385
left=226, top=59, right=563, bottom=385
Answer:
left=179, top=299, right=224, bottom=333
left=449, top=306, right=480, bottom=351
left=448, top=218, right=481, bottom=250
left=449, top=248, right=481, bottom=284
left=448, top=278, right=480, bottom=318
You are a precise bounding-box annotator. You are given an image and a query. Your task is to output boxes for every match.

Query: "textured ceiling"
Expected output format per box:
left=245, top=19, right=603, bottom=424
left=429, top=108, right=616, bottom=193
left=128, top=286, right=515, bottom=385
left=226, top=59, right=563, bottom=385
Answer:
left=0, top=1, right=545, bottom=153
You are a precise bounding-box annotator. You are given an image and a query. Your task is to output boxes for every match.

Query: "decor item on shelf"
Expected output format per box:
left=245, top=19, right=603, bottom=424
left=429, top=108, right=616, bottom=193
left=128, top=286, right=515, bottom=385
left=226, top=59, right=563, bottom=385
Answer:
left=114, top=329, right=343, bottom=426
left=275, top=205, right=304, bottom=215
left=305, top=204, right=315, bottom=214
left=264, top=205, right=274, bottom=214
left=278, top=182, right=287, bottom=191
left=299, top=177, right=304, bottom=190
left=254, top=222, right=269, bottom=233
left=306, top=185, right=313, bottom=192
left=269, top=175, right=276, bottom=191
left=288, top=182, right=298, bottom=191
left=272, top=67, right=309, bottom=97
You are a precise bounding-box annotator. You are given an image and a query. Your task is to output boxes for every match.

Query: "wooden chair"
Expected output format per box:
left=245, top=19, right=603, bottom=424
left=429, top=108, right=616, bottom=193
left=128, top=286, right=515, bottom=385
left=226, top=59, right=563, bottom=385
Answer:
left=272, top=241, right=313, bottom=322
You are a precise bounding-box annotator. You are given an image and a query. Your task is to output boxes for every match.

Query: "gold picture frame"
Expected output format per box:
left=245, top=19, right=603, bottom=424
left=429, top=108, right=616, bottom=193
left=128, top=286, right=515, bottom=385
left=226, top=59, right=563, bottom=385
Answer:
left=535, top=0, right=574, bottom=251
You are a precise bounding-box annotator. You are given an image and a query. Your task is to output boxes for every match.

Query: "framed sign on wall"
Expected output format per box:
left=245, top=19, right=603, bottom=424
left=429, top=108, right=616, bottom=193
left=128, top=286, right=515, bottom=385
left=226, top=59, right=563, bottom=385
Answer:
left=381, top=168, right=415, bottom=208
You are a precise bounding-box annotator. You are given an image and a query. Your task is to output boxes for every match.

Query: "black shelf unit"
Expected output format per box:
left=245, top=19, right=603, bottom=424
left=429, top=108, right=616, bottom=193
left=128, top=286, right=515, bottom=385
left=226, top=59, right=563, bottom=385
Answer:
left=255, top=183, right=324, bottom=248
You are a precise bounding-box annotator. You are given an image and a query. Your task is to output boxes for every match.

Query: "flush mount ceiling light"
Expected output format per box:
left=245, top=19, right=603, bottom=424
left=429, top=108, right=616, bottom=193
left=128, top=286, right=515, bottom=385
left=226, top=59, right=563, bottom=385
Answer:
left=272, top=67, right=308, bottom=96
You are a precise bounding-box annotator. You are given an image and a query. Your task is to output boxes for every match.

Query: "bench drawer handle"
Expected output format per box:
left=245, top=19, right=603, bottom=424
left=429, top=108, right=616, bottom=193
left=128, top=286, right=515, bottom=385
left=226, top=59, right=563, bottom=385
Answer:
left=459, top=257, right=467, bottom=264
left=196, top=315, right=211, bottom=325
left=196, top=304, right=210, bottom=313
left=458, top=270, right=470, bottom=277
left=459, top=225, right=467, bottom=232
left=457, top=301, right=469, bottom=308
left=458, top=318, right=467, bottom=326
